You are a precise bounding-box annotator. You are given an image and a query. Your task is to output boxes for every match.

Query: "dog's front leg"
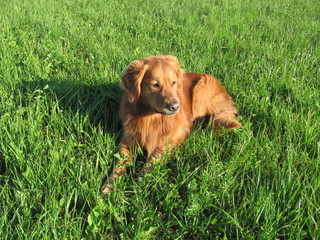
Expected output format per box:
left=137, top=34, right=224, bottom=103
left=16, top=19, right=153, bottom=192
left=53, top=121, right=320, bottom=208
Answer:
left=136, top=146, right=168, bottom=181
left=101, top=141, right=131, bottom=195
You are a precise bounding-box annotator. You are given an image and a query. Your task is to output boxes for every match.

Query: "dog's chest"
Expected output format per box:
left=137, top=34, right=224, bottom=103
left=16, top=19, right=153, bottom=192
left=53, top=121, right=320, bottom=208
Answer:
left=126, top=114, right=191, bottom=154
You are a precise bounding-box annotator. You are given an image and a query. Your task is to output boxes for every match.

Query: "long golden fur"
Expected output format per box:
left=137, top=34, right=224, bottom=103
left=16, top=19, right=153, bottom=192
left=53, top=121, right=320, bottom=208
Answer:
left=101, top=55, right=241, bottom=194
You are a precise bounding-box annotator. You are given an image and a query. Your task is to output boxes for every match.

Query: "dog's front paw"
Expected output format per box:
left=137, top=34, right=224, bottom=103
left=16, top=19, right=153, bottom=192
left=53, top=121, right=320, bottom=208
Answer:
left=135, top=175, right=143, bottom=182
left=135, top=162, right=154, bottom=182
left=101, top=183, right=114, bottom=195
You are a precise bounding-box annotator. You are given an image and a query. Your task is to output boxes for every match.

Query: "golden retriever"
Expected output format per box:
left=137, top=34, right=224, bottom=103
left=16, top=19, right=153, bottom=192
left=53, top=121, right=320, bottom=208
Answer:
left=101, top=55, right=241, bottom=194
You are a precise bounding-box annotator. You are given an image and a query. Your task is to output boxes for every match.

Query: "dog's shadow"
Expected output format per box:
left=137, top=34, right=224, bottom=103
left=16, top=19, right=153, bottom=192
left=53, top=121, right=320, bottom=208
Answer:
left=17, top=79, right=125, bottom=190
left=18, top=79, right=123, bottom=136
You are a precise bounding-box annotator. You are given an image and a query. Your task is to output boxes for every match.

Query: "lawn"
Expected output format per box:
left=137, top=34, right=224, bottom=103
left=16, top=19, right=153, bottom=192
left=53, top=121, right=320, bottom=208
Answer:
left=0, top=0, right=319, bottom=239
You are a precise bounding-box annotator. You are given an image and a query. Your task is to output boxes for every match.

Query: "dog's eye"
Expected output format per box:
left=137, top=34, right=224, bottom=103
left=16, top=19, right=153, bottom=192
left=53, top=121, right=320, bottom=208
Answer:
left=172, top=81, right=177, bottom=86
left=152, top=83, right=160, bottom=88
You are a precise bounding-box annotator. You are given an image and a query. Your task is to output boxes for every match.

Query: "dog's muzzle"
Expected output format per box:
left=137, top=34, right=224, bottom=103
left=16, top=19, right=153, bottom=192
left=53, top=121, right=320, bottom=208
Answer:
left=155, top=102, right=180, bottom=116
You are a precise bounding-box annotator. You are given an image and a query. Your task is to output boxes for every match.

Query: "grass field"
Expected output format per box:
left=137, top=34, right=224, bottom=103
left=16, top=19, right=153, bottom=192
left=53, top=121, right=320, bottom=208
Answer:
left=0, top=0, right=319, bottom=239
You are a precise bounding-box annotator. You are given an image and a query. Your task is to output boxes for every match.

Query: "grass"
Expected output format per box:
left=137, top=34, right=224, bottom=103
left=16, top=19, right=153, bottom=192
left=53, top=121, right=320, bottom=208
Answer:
left=0, top=0, right=319, bottom=239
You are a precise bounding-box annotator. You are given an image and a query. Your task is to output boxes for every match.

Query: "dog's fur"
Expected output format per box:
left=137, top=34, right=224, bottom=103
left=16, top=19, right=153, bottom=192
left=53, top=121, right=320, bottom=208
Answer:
left=101, top=55, right=241, bottom=194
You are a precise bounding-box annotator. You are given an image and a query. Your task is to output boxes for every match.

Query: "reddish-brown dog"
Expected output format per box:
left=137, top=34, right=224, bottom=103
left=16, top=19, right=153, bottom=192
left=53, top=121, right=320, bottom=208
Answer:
left=101, top=55, right=241, bottom=194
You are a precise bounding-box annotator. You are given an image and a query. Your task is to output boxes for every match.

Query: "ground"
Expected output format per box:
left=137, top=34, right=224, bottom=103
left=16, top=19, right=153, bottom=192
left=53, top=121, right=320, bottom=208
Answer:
left=0, top=0, right=319, bottom=239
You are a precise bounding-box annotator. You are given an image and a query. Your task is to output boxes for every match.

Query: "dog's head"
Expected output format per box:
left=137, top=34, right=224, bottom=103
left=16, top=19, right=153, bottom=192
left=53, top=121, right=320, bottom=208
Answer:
left=121, top=55, right=184, bottom=116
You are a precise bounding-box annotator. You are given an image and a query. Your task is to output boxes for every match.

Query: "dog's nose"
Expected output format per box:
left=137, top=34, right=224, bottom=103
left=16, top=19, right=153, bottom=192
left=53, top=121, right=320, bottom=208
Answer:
left=167, top=102, right=180, bottom=112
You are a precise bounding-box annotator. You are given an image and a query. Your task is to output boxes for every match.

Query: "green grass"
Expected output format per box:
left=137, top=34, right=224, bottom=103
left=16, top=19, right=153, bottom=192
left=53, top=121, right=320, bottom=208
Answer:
left=0, top=0, right=319, bottom=239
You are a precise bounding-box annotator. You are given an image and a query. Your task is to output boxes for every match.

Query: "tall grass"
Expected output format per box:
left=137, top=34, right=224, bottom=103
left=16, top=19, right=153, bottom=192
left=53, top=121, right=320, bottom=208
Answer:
left=0, top=0, right=319, bottom=239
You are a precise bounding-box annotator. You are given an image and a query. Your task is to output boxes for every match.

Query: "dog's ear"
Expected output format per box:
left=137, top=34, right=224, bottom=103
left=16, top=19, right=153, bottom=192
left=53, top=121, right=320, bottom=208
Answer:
left=121, top=60, right=147, bottom=103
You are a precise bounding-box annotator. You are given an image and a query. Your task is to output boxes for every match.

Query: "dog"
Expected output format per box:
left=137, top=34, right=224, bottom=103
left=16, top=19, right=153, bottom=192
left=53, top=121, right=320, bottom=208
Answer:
left=101, top=55, right=241, bottom=194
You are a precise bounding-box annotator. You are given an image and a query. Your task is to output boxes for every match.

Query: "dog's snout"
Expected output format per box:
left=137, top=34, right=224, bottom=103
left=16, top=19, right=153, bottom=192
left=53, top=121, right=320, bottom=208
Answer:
left=167, top=102, right=180, bottom=112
